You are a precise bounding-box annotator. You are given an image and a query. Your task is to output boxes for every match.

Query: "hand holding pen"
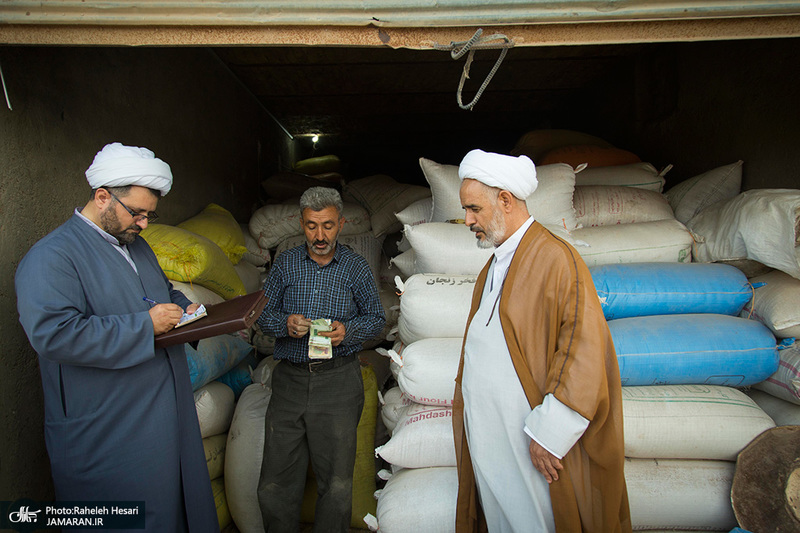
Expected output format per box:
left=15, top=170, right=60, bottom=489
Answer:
left=144, top=296, right=183, bottom=336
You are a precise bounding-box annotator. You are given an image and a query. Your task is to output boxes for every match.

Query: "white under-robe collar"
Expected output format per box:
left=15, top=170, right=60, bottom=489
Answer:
left=490, top=216, right=534, bottom=291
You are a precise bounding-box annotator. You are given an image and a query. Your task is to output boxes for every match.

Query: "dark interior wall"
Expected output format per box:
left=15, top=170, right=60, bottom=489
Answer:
left=0, top=46, right=281, bottom=501
left=626, top=38, right=800, bottom=190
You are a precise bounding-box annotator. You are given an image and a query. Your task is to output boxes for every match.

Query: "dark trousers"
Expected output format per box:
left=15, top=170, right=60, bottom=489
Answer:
left=257, top=357, right=364, bottom=533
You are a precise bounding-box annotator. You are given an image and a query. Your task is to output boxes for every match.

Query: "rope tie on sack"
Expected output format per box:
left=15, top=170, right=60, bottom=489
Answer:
left=434, top=29, right=514, bottom=111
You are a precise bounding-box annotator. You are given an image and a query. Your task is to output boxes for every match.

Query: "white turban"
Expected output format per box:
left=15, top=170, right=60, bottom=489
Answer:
left=85, top=142, right=173, bottom=196
left=458, top=149, right=538, bottom=200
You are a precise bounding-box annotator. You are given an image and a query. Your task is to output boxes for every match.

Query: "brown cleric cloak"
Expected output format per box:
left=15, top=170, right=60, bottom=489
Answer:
left=452, top=221, right=631, bottom=533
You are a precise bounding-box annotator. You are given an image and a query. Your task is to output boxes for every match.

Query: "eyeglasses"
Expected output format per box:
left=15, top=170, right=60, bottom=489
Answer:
left=105, top=190, right=159, bottom=223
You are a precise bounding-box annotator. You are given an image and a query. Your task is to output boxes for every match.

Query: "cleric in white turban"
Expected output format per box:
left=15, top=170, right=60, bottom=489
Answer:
left=454, top=148, right=631, bottom=532
left=86, top=142, right=173, bottom=196
left=458, top=148, right=538, bottom=200
left=15, top=143, right=220, bottom=533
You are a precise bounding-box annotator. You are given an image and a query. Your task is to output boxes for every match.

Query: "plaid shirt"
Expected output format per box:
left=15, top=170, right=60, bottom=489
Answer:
left=257, top=243, right=385, bottom=363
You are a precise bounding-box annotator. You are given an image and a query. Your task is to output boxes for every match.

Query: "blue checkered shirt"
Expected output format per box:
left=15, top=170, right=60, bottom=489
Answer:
left=256, top=243, right=386, bottom=363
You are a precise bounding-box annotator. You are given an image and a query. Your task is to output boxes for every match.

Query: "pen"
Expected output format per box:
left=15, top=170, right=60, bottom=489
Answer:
left=143, top=297, right=158, bottom=306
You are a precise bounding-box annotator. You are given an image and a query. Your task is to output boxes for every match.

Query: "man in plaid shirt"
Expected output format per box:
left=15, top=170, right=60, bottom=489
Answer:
left=256, top=187, right=385, bottom=533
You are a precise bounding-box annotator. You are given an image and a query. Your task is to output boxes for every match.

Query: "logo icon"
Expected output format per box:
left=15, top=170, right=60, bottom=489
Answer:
left=8, top=505, right=39, bottom=524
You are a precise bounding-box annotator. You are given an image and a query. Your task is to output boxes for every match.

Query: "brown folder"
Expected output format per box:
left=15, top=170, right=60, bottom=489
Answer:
left=155, top=289, right=268, bottom=349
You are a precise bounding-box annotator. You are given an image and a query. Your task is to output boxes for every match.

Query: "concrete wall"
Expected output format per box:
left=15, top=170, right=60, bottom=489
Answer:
left=0, top=46, right=283, bottom=501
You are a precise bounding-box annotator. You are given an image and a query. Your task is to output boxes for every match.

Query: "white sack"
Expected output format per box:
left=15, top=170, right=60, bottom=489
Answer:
left=752, top=342, right=800, bottom=405
left=419, top=158, right=579, bottom=231
left=688, top=189, right=800, bottom=279
left=665, top=161, right=743, bottom=224
left=574, top=219, right=693, bottom=267
left=375, top=404, right=455, bottom=469
left=573, top=185, right=674, bottom=227
left=625, top=458, right=737, bottom=531
left=622, top=385, right=774, bottom=460
left=746, top=388, right=800, bottom=426
left=388, top=249, right=415, bottom=279
left=575, top=162, right=667, bottom=192
left=395, top=196, right=433, bottom=227
left=742, top=269, right=800, bottom=338
left=225, top=382, right=273, bottom=533
left=239, top=223, right=271, bottom=267
left=379, top=386, right=413, bottom=434
left=396, top=338, right=462, bottom=407
left=343, top=174, right=431, bottom=237
left=171, top=280, right=226, bottom=307
left=404, top=222, right=582, bottom=277
left=233, top=260, right=264, bottom=295
left=397, top=274, right=476, bottom=345
left=203, top=433, right=227, bottom=480
left=373, top=467, right=457, bottom=533
left=249, top=201, right=370, bottom=250
left=194, top=381, right=236, bottom=439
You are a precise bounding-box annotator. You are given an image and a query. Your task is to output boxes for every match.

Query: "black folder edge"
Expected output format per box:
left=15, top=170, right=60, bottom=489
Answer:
left=154, top=289, right=268, bottom=349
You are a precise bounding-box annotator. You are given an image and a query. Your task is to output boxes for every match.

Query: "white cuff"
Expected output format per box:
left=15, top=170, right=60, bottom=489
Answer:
left=523, top=394, right=589, bottom=459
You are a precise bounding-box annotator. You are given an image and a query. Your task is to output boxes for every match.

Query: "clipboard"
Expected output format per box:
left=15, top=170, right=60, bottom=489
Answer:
left=155, top=289, right=268, bottom=349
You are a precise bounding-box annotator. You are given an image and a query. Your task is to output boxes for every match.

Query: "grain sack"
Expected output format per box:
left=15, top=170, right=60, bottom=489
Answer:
left=275, top=231, right=383, bottom=283
left=688, top=189, right=800, bottom=279
left=511, top=129, right=613, bottom=162
left=379, top=252, right=404, bottom=285
left=380, top=386, right=413, bottom=434
left=225, top=381, right=273, bottom=533
left=215, top=351, right=259, bottom=399
left=540, top=144, right=641, bottom=168
left=573, top=219, right=693, bottom=267
left=665, top=160, right=743, bottom=224
left=186, top=334, right=255, bottom=391
left=625, top=458, right=737, bottom=531
left=388, top=249, right=415, bottom=279
left=419, top=157, right=580, bottom=231
left=395, top=196, right=433, bottom=227
left=141, top=224, right=246, bottom=299
left=397, top=274, right=476, bottom=345
left=752, top=342, right=800, bottom=405
left=396, top=338, right=462, bottom=407
left=249, top=201, right=370, bottom=250
left=203, top=433, right=227, bottom=480
left=177, top=203, right=248, bottom=264
left=404, top=222, right=582, bottom=276
left=194, top=381, right=236, bottom=438
left=404, top=222, right=493, bottom=275
left=574, top=162, right=668, bottom=192
left=299, top=365, right=379, bottom=529
left=170, top=280, right=225, bottom=307
left=746, top=388, right=800, bottom=426
left=369, top=467, right=457, bottom=533
left=293, top=154, right=342, bottom=175
left=233, top=260, right=264, bottom=295
left=376, top=403, right=455, bottom=469
left=591, top=262, right=752, bottom=320
left=211, top=476, right=233, bottom=531
left=622, top=385, right=774, bottom=460
left=239, top=223, right=271, bottom=267
left=742, top=269, right=800, bottom=338
left=251, top=327, right=275, bottom=356
left=573, top=185, right=674, bottom=227
left=343, top=174, right=431, bottom=237
left=610, top=314, right=779, bottom=387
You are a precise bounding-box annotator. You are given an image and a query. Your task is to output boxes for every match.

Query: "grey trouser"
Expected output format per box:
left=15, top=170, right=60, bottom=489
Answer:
left=257, top=356, right=364, bottom=533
